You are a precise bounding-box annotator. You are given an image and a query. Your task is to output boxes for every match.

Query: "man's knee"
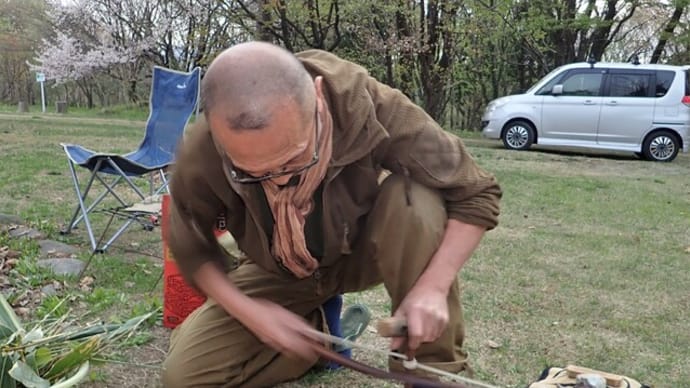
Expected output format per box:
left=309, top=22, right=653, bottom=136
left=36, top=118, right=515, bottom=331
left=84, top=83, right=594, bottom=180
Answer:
left=161, top=311, right=237, bottom=387
left=376, top=174, right=446, bottom=232
left=161, top=352, right=194, bottom=388
left=161, top=349, right=232, bottom=387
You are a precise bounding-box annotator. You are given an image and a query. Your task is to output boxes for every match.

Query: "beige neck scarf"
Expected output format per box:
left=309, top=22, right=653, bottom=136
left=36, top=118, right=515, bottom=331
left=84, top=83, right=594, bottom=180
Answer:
left=261, top=107, right=333, bottom=278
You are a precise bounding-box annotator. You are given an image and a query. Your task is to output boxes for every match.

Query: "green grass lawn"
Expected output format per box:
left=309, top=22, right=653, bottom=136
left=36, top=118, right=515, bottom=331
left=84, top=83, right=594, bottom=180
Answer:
left=1, top=113, right=689, bottom=387
left=0, top=103, right=150, bottom=121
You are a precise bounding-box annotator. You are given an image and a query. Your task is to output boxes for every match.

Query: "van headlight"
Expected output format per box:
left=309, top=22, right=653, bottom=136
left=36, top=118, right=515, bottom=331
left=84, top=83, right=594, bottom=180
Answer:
left=485, top=97, right=509, bottom=114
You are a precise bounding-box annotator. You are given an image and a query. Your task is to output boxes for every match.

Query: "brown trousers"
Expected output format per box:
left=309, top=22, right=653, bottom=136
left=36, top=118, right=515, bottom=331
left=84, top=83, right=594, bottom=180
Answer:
left=161, top=175, right=468, bottom=387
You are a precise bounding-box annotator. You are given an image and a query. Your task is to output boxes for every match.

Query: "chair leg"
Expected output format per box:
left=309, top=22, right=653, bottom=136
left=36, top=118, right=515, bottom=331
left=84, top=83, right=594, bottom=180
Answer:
left=70, top=174, right=127, bottom=229
left=63, top=160, right=97, bottom=233
left=159, top=170, right=169, bottom=193
left=105, top=159, right=146, bottom=200
left=101, top=217, right=138, bottom=251
left=62, top=158, right=133, bottom=252
left=150, top=169, right=170, bottom=196
left=63, top=159, right=100, bottom=252
left=63, top=157, right=167, bottom=254
left=65, top=157, right=132, bottom=231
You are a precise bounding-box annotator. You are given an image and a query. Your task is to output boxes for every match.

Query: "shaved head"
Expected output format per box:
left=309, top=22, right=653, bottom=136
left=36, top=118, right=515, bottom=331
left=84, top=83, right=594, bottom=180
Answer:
left=201, top=42, right=315, bottom=130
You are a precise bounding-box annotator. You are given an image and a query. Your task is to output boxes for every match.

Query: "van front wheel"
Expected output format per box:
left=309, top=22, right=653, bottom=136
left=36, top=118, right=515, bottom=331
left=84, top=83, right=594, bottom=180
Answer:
left=502, top=121, right=535, bottom=150
left=642, top=131, right=679, bottom=162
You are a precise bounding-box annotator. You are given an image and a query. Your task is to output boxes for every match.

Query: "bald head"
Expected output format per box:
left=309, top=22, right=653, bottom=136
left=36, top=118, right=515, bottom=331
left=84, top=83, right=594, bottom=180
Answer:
left=202, top=42, right=315, bottom=130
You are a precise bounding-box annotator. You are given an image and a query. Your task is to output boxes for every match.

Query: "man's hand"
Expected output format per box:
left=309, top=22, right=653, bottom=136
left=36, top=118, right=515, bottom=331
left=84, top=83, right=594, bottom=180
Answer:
left=239, top=298, right=320, bottom=362
left=388, top=220, right=486, bottom=352
left=390, top=284, right=449, bottom=352
left=193, top=262, right=319, bottom=362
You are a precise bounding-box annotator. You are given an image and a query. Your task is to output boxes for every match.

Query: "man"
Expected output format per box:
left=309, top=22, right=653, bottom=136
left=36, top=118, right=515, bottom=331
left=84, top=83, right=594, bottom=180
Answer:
left=162, top=41, right=501, bottom=387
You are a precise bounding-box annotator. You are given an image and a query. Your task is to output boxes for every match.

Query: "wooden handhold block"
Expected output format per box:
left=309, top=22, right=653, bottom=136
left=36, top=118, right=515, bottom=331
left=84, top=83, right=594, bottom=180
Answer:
left=565, top=364, right=624, bottom=387
left=376, top=317, right=408, bottom=337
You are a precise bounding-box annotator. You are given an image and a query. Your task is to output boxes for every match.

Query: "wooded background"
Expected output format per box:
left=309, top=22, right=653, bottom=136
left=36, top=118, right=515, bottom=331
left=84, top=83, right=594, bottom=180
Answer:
left=3, top=0, right=690, bottom=130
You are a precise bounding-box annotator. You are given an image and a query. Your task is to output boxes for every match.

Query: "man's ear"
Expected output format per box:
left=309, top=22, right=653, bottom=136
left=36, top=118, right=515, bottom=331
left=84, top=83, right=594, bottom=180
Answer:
left=314, top=76, right=325, bottom=112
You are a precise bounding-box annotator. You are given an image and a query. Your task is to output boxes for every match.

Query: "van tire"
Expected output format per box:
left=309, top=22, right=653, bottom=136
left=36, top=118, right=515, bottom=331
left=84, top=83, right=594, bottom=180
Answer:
left=642, top=130, right=679, bottom=162
left=502, top=120, right=535, bottom=150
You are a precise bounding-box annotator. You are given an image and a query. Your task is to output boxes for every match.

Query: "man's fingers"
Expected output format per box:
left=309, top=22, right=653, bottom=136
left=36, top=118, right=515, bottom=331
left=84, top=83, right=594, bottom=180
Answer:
left=387, top=310, right=448, bottom=351
left=289, top=328, right=321, bottom=363
left=390, top=336, right=404, bottom=351
left=407, top=335, right=423, bottom=351
left=406, top=314, right=424, bottom=351
left=261, top=325, right=319, bottom=362
left=280, top=337, right=319, bottom=362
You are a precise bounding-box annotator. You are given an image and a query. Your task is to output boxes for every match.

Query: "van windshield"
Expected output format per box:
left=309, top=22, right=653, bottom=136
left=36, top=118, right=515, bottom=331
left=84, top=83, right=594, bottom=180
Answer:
left=525, top=66, right=565, bottom=94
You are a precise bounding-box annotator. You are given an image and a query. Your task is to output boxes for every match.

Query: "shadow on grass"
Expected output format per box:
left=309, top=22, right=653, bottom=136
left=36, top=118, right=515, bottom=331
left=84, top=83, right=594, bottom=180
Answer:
left=467, top=138, right=645, bottom=162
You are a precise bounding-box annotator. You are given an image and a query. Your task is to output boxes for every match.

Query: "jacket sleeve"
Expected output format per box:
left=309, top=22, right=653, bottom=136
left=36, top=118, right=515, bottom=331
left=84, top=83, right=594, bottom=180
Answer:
left=367, top=78, right=502, bottom=229
left=166, top=122, right=229, bottom=289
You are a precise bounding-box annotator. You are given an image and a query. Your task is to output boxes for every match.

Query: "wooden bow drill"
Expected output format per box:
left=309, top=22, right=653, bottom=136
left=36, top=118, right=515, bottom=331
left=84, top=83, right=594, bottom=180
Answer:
left=302, top=317, right=497, bottom=388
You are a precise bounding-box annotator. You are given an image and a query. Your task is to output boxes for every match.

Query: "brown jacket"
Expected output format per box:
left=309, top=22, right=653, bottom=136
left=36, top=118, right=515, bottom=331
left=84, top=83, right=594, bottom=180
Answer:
left=167, top=50, right=502, bottom=286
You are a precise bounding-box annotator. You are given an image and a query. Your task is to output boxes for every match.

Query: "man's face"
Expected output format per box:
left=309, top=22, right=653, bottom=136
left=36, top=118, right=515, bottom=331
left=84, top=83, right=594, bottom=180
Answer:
left=210, top=102, right=317, bottom=186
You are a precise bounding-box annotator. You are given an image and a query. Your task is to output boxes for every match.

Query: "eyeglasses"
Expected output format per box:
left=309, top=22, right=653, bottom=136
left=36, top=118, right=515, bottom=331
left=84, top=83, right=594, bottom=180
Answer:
left=227, top=108, right=320, bottom=184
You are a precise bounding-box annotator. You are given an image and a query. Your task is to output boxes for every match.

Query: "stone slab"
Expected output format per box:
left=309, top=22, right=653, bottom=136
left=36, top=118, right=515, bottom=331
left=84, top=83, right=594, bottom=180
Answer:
left=38, top=240, right=79, bottom=258
left=37, top=258, right=85, bottom=276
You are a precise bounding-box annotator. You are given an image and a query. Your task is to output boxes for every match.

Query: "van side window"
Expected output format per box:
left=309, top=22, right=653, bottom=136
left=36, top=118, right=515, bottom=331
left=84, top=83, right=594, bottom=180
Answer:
left=560, top=73, right=603, bottom=96
left=654, top=71, right=675, bottom=97
left=608, top=73, right=651, bottom=97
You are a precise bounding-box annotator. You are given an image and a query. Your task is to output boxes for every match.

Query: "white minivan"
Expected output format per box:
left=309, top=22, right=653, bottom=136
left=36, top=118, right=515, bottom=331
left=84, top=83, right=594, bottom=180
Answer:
left=481, top=61, right=690, bottom=161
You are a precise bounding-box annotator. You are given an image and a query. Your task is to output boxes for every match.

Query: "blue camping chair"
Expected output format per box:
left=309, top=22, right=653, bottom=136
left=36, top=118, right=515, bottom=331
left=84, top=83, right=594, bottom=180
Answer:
left=61, top=66, right=201, bottom=253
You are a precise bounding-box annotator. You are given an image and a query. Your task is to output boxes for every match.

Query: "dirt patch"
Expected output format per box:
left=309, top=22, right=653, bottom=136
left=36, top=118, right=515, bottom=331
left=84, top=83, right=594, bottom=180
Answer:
left=83, top=325, right=169, bottom=388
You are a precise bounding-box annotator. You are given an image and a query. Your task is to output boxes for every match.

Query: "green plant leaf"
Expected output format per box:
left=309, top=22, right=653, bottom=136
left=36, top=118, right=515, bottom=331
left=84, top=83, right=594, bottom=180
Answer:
left=43, top=339, right=97, bottom=381
left=0, top=294, right=22, bottom=340
left=105, top=312, right=155, bottom=340
left=34, top=347, right=53, bottom=369
left=50, top=361, right=89, bottom=388
left=22, top=327, right=44, bottom=345
left=8, top=360, right=50, bottom=388
left=64, top=324, right=119, bottom=341
left=0, top=355, right=18, bottom=388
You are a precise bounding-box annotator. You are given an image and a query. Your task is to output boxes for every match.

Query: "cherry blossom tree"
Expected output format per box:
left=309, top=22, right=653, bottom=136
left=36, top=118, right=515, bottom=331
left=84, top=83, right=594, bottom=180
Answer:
left=30, top=32, right=135, bottom=85
left=29, top=0, right=169, bottom=106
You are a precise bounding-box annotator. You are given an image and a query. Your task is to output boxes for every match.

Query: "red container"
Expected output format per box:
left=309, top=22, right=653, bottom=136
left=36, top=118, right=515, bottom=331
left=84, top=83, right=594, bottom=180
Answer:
left=161, top=194, right=207, bottom=329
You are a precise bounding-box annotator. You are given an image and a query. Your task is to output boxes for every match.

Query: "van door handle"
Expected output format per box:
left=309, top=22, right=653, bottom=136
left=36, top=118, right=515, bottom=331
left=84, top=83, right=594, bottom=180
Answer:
left=605, top=100, right=618, bottom=106
left=583, top=100, right=596, bottom=105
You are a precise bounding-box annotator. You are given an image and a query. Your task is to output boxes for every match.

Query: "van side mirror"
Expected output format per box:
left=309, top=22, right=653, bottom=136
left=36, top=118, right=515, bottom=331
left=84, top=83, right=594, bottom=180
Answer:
left=551, top=84, right=563, bottom=95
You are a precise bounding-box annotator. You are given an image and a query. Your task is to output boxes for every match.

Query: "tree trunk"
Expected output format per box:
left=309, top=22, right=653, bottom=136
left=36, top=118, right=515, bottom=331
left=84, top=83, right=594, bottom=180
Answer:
left=650, top=5, right=685, bottom=64
left=255, top=0, right=274, bottom=42
left=384, top=53, right=394, bottom=87
left=418, top=0, right=457, bottom=121
left=277, top=0, right=294, bottom=51
left=128, top=79, right=138, bottom=105
left=55, top=101, right=68, bottom=113
left=395, top=2, right=416, bottom=99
